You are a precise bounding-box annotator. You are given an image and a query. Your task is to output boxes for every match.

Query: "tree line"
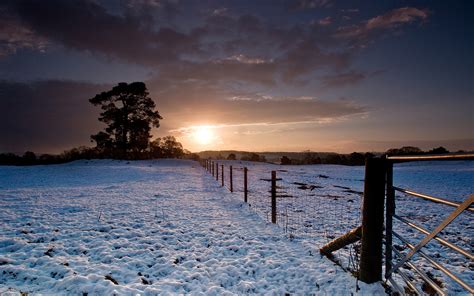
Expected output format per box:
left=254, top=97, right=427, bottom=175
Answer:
left=200, top=146, right=459, bottom=167
left=278, top=146, right=456, bottom=166
left=0, top=135, right=196, bottom=166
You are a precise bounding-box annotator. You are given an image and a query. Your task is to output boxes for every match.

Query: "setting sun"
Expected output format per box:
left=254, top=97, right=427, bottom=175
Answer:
left=192, top=126, right=214, bottom=145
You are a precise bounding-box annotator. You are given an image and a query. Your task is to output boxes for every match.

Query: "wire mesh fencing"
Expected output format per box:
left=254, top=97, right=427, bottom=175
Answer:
left=200, top=159, right=365, bottom=274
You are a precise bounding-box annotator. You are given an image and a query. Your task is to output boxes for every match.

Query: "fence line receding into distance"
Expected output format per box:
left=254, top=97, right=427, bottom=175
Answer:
left=198, top=154, right=473, bottom=294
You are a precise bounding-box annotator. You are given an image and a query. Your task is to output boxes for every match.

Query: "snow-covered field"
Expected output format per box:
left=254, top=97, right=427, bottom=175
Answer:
left=0, top=159, right=472, bottom=295
left=0, top=159, right=386, bottom=295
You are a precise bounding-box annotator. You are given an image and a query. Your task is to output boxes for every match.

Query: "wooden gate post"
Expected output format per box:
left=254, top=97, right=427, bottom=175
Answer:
left=385, top=160, right=395, bottom=280
left=271, top=171, right=277, bottom=224
left=244, top=167, right=248, bottom=203
left=221, top=164, right=224, bottom=187
left=216, top=163, right=219, bottom=181
left=230, top=166, right=233, bottom=192
left=359, top=157, right=386, bottom=283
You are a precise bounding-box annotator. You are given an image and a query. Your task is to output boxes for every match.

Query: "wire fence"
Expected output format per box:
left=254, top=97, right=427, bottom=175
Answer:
left=201, top=156, right=474, bottom=294
left=200, top=159, right=363, bottom=274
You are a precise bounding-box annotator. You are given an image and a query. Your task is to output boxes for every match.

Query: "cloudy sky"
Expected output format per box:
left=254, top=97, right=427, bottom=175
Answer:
left=0, top=0, right=472, bottom=153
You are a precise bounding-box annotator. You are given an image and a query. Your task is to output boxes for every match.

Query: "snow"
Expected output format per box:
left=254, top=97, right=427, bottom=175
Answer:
left=0, top=159, right=387, bottom=295
left=1, top=159, right=472, bottom=294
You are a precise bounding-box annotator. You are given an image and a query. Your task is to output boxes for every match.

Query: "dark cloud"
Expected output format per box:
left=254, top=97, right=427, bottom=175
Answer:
left=0, top=0, right=352, bottom=86
left=320, top=71, right=366, bottom=89
left=276, top=40, right=351, bottom=83
left=0, top=1, right=430, bottom=90
left=0, top=8, right=49, bottom=56
left=3, top=0, right=199, bottom=64
left=126, top=0, right=181, bottom=21
left=288, top=0, right=332, bottom=11
left=0, top=80, right=105, bottom=153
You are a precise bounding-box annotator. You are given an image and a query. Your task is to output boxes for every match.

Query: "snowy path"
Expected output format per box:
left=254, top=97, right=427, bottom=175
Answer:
left=0, top=160, right=383, bottom=295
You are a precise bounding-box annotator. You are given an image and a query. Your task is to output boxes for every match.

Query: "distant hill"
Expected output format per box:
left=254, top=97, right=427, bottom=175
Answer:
left=197, top=150, right=383, bottom=164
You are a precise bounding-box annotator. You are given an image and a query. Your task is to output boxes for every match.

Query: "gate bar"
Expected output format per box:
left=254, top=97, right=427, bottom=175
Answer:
left=393, top=231, right=473, bottom=293
left=393, top=186, right=474, bottom=212
left=392, top=248, right=445, bottom=295
left=394, top=214, right=473, bottom=259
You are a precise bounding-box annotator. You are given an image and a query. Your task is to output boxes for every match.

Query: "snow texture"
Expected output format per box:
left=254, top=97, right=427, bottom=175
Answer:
left=0, top=159, right=388, bottom=295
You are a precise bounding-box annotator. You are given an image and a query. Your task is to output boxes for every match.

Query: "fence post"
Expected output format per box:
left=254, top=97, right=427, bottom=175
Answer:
left=244, top=167, right=248, bottom=203
left=212, top=161, right=214, bottom=176
left=230, top=166, right=233, bottom=192
left=385, top=159, right=395, bottom=280
left=271, top=170, right=277, bottom=224
left=359, top=157, right=386, bottom=284
left=221, top=164, right=224, bottom=187
left=216, top=163, right=219, bottom=181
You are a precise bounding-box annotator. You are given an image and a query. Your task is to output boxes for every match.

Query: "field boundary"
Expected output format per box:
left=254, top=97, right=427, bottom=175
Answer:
left=199, top=154, right=474, bottom=294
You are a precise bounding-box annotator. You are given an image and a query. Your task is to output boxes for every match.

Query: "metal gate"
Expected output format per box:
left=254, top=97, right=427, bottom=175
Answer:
left=385, top=154, right=474, bottom=295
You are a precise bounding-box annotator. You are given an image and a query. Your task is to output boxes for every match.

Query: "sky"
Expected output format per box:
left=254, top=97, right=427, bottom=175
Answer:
left=0, top=0, right=473, bottom=154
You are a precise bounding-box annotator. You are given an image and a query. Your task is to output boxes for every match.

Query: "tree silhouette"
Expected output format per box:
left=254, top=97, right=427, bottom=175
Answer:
left=89, top=82, right=162, bottom=158
left=160, top=136, right=184, bottom=158
left=427, top=146, right=449, bottom=154
left=386, top=146, right=423, bottom=156
left=280, top=155, right=291, bottom=165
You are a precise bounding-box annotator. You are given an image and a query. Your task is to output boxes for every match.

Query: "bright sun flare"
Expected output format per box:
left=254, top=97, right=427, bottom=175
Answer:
left=192, top=126, right=214, bottom=145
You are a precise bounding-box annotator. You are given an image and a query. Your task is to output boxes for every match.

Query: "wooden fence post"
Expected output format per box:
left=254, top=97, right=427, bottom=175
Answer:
left=230, top=166, right=233, bottom=192
left=212, top=161, right=214, bottom=176
left=359, top=157, right=386, bottom=284
left=221, top=164, right=224, bottom=187
left=216, top=163, right=219, bottom=181
left=271, top=170, right=277, bottom=224
left=244, top=167, right=248, bottom=203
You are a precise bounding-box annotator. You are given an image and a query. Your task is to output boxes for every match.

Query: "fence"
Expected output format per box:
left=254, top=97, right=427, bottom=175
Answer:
left=200, top=158, right=365, bottom=275
left=199, top=155, right=473, bottom=294
left=385, top=154, right=474, bottom=295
